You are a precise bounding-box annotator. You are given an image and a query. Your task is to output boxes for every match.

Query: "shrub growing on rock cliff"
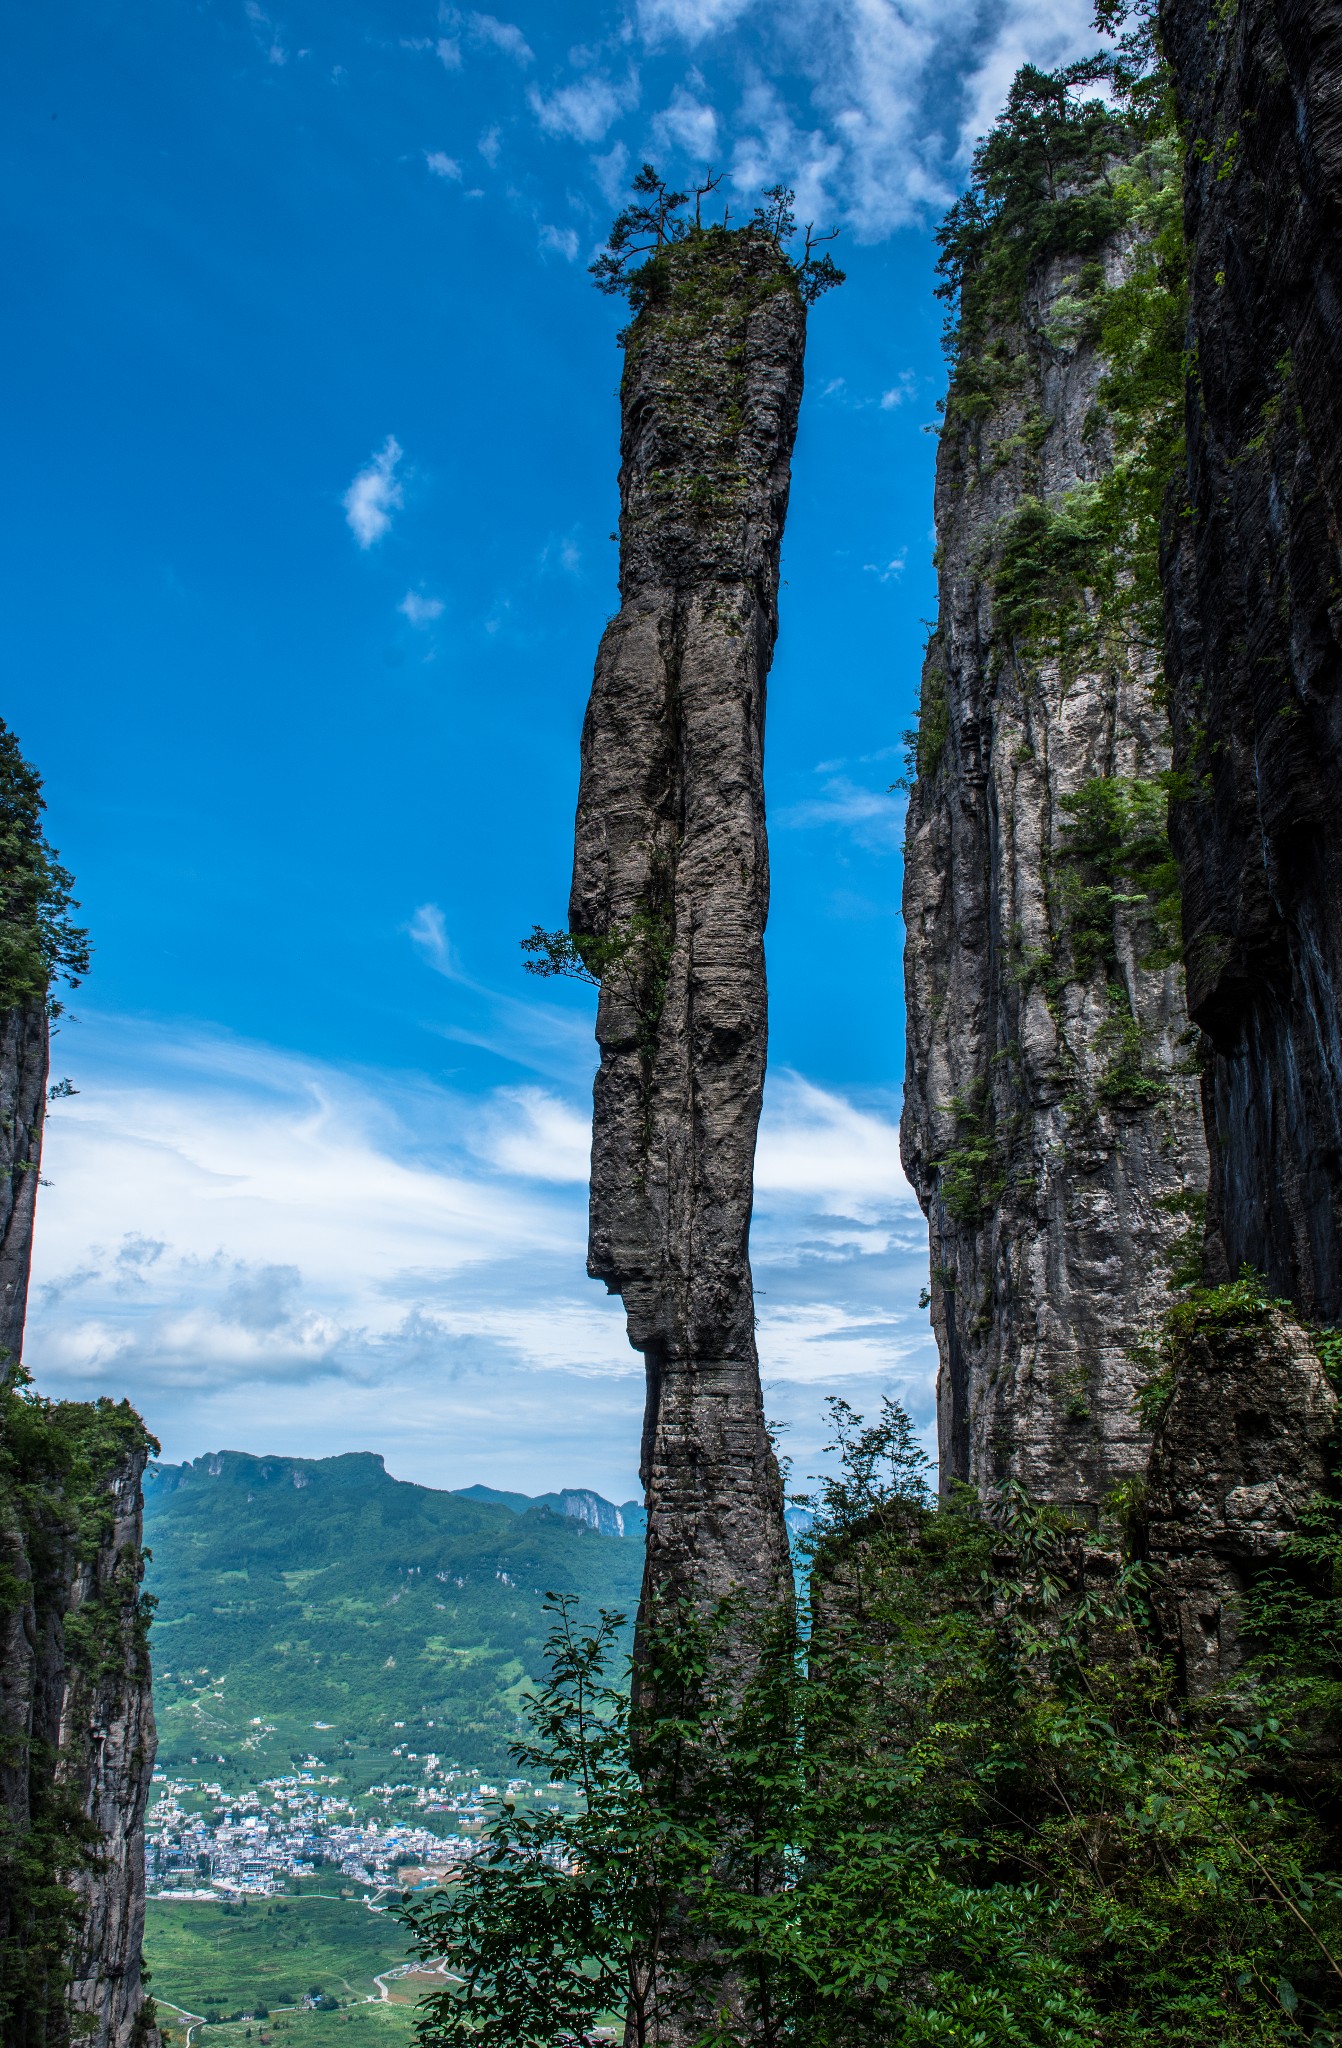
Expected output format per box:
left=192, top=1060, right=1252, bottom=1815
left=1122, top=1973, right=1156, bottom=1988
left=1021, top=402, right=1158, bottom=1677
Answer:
left=0, top=718, right=89, bottom=1016
left=588, top=161, right=844, bottom=309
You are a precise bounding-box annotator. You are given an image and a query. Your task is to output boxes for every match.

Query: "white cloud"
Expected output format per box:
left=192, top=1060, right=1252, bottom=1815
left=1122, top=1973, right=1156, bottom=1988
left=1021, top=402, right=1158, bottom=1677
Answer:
left=638, top=0, right=758, bottom=41
left=399, top=591, right=445, bottom=625
left=342, top=436, right=403, bottom=549
left=539, top=222, right=581, bottom=260
left=759, top=1300, right=927, bottom=1383
left=244, top=0, right=287, bottom=66
left=468, top=12, right=533, bottom=62
left=475, top=1087, right=592, bottom=1182
left=425, top=150, right=462, bottom=179
left=407, top=901, right=455, bottom=976
left=880, top=371, right=917, bottom=408
left=863, top=549, right=908, bottom=581
left=756, top=1072, right=914, bottom=1215
left=478, top=125, right=502, bottom=166
left=652, top=83, right=720, bottom=158
left=25, top=1015, right=934, bottom=1491
left=956, top=0, right=1098, bottom=156
left=590, top=141, right=629, bottom=205
left=529, top=74, right=639, bottom=144
left=437, top=35, right=462, bottom=68
left=635, top=0, right=1096, bottom=237
left=777, top=774, right=904, bottom=850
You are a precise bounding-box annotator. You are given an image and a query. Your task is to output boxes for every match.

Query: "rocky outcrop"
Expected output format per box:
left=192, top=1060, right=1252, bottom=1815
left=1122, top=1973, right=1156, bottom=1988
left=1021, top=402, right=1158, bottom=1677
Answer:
left=1161, top=0, right=1342, bottom=1321
left=1146, top=1295, right=1336, bottom=1700
left=570, top=229, right=804, bottom=1618
left=902, top=131, right=1208, bottom=1512
left=0, top=998, right=48, bottom=1367
left=0, top=723, right=158, bottom=2047
left=0, top=1394, right=159, bottom=2048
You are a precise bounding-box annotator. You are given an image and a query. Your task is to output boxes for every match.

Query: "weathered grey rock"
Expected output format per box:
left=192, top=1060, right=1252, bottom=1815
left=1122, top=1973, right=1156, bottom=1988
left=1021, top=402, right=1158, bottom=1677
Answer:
left=902, top=228, right=1208, bottom=1511
left=0, top=982, right=158, bottom=2041
left=0, top=997, right=48, bottom=1368
left=570, top=230, right=804, bottom=1620
left=63, top=1437, right=160, bottom=2048
left=1146, top=1304, right=1336, bottom=1699
left=0, top=1393, right=159, bottom=2048
left=1161, top=0, right=1342, bottom=1321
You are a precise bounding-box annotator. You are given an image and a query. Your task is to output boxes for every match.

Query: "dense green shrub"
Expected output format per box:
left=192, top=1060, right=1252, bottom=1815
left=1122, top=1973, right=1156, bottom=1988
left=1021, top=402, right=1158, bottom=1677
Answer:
left=0, top=718, right=89, bottom=1017
left=402, top=1391, right=1342, bottom=2046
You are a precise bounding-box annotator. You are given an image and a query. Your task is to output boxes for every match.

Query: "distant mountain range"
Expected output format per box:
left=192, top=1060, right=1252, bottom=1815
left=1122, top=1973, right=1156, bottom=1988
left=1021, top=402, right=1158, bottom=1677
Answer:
left=143, top=1451, right=644, bottom=1782
left=451, top=1483, right=647, bottom=1541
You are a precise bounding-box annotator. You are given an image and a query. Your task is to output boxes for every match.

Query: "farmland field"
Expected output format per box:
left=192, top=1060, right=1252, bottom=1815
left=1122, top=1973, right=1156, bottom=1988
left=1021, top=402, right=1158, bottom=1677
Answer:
left=145, top=1893, right=417, bottom=2025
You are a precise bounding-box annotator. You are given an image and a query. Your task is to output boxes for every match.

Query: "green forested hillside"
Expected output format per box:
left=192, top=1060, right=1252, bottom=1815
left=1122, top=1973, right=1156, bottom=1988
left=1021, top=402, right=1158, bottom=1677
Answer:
left=144, top=1451, right=643, bottom=1779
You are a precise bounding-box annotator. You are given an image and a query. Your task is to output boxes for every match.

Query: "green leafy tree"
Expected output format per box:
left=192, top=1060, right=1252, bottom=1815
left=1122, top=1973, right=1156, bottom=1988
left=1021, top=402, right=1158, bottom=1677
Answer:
left=0, top=717, right=89, bottom=1016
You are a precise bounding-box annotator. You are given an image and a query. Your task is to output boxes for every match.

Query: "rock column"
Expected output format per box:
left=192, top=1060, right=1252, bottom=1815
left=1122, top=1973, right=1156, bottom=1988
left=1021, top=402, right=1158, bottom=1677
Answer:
left=902, top=186, right=1209, bottom=1511
left=570, top=228, right=804, bottom=1626
left=1161, top=0, right=1342, bottom=1322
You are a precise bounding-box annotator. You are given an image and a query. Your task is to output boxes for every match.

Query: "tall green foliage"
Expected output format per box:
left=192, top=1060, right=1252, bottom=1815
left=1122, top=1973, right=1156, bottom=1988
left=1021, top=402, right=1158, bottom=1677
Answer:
left=401, top=1394, right=1342, bottom=2045
left=0, top=719, right=89, bottom=1017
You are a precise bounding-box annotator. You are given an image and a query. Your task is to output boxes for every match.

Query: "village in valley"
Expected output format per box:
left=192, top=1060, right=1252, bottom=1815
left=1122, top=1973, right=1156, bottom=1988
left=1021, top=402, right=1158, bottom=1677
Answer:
left=147, top=1760, right=570, bottom=1899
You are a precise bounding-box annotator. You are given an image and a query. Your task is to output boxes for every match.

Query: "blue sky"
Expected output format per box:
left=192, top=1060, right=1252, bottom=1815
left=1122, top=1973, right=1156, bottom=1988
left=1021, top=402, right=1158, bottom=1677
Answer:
left=6, top=0, right=1092, bottom=1497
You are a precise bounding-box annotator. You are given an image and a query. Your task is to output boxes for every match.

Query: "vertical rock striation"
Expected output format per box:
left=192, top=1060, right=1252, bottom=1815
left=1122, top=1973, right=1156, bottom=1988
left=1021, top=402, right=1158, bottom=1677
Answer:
left=0, top=998, right=48, bottom=1368
left=570, top=228, right=805, bottom=1621
left=0, top=1394, right=160, bottom=2048
left=1160, top=0, right=1342, bottom=1322
left=901, top=93, right=1208, bottom=1511
left=0, top=722, right=159, bottom=2048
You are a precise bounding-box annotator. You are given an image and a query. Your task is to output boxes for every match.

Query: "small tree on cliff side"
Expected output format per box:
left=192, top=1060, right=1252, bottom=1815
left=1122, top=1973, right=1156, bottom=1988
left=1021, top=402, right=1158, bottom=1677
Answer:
left=588, top=160, right=845, bottom=307
left=0, top=719, right=89, bottom=1017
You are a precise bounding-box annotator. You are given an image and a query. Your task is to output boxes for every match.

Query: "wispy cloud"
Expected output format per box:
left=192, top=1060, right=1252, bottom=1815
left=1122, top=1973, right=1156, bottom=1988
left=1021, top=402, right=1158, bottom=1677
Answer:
left=343, top=436, right=403, bottom=549
left=863, top=548, right=908, bottom=582
left=399, top=591, right=444, bottom=625
left=467, top=11, right=533, bottom=62
left=637, top=0, right=758, bottom=42
left=653, top=82, right=720, bottom=157
left=756, top=1071, right=913, bottom=1215
left=539, top=222, right=580, bottom=260
left=425, top=150, right=462, bottom=179
left=880, top=372, right=918, bottom=408
left=777, top=773, right=904, bottom=850
left=529, top=73, right=639, bottom=144
left=27, top=1021, right=935, bottom=1491
left=244, top=0, right=287, bottom=66
left=633, top=0, right=1095, bottom=236
left=408, top=902, right=457, bottom=977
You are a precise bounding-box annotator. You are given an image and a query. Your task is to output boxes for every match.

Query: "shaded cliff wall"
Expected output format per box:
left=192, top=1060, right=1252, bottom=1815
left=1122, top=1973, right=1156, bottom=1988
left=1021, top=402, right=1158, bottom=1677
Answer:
left=0, top=721, right=158, bottom=2048
left=0, top=1000, right=47, bottom=1368
left=902, top=90, right=1208, bottom=1510
left=0, top=1393, right=158, bottom=2048
left=570, top=228, right=804, bottom=1617
left=1161, top=0, right=1342, bottom=1321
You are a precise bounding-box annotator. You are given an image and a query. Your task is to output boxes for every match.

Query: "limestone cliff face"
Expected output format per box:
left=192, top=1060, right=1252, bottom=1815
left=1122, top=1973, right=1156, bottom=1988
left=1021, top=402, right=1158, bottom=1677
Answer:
left=0, top=978, right=157, bottom=2038
left=570, top=229, right=804, bottom=1615
left=902, top=221, right=1208, bottom=1511
left=1160, top=0, right=1342, bottom=1322
left=0, top=1394, right=159, bottom=2048
left=1146, top=1299, right=1336, bottom=1700
left=0, top=998, right=48, bottom=1367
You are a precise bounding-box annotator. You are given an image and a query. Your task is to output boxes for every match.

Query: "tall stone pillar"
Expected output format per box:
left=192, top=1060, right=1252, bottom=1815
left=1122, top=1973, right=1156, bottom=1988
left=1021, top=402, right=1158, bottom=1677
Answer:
left=570, top=227, right=805, bottom=1626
